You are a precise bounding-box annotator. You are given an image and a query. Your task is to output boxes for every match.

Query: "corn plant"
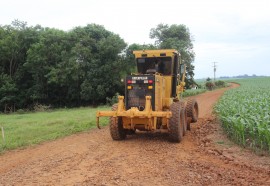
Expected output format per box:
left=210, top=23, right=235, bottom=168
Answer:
left=215, top=78, right=270, bottom=152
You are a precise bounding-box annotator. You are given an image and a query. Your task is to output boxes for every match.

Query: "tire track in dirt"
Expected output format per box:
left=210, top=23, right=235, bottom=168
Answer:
left=1, top=83, right=270, bottom=185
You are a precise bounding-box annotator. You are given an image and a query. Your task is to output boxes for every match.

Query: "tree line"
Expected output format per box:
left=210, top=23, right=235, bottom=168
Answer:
left=0, top=20, right=195, bottom=113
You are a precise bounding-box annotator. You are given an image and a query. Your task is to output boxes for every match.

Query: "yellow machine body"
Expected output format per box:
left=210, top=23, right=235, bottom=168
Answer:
left=96, top=49, right=186, bottom=131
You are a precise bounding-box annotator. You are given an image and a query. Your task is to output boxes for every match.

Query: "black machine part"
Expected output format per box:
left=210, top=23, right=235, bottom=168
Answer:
left=125, top=75, right=155, bottom=111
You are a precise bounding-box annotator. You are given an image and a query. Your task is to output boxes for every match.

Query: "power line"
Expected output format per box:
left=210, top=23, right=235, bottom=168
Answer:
left=213, top=62, right=218, bottom=81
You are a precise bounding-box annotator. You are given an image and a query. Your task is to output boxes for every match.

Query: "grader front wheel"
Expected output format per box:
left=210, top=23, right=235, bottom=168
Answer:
left=169, top=102, right=184, bottom=142
left=109, top=104, right=126, bottom=140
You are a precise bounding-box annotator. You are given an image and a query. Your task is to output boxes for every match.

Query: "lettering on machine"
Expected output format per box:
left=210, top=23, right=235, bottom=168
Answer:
left=132, top=77, right=148, bottom=80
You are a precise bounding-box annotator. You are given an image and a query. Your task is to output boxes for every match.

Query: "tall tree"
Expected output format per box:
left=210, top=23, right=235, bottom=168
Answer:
left=150, top=24, right=196, bottom=87
left=70, top=24, right=127, bottom=104
left=25, top=28, right=70, bottom=105
left=0, top=74, right=17, bottom=113
left=0, top=20, right=42, bottom=111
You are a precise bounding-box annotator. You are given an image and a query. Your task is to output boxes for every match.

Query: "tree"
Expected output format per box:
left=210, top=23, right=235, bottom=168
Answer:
left=150, top=24, right=196, bottom=87
left=1, top=20, right=198, bottom=111
left=0, top=20, right=42, bottom=110
left=24, top=28, right=71, bottom=105
left=0, top=74, right=18, bottom=112
left=70, top=24, right=127, bottom=104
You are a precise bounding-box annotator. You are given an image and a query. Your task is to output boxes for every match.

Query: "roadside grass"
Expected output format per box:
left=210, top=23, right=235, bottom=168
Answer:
left=182, top=89, right=207, bottom=97
left=0, top=106, right=110, bottom=153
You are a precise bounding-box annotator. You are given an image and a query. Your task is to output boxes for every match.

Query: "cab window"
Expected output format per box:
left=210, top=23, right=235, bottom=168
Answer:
left=137, top=57, right=172, bottom=75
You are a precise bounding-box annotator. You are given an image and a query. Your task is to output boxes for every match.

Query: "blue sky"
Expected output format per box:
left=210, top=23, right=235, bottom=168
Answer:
left=1, top=0, right=270, bottom=78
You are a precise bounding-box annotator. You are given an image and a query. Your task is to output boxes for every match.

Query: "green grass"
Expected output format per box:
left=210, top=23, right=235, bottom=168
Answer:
left=215, top=77, right=270, bottom=152
left=0, top=106, right=109, bottom=153
left=182, top=89, right=207, bottom=97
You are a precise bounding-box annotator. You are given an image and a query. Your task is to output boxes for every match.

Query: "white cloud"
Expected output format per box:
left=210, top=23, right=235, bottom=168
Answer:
left=1, top=0, right=270, bottom=78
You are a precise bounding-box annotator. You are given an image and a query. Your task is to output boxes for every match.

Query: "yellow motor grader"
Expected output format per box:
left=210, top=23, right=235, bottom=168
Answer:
left=96, top=49, right=198, bottom=142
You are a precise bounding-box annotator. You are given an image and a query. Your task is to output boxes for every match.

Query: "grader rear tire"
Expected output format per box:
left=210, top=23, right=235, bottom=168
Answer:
left=110, top=104, right=126, bottom=140
left=179, top=101, right=187, bottom=135
left=187, top=118, right=192, bottom=131
left=186, top=99, right=199, bottom=123
left=169, top=102, right=183, bottom=142
left=181, top=107, right=187, bottom=135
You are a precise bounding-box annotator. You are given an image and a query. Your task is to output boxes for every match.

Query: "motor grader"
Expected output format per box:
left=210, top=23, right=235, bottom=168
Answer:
left=96, top=49, right=199, bottom=142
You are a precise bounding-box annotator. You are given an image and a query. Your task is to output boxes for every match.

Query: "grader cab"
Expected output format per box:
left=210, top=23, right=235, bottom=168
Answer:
left=96, top=49, right=198, bottom=142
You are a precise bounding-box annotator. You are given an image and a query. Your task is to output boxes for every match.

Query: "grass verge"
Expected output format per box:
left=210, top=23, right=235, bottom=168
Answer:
left=0, top=106, right=109, bottom=153
left=182, top=89, right=207, bottom=97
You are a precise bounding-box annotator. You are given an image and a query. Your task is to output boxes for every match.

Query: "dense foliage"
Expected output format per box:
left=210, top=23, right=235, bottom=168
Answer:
left=0, top=20, right=128, bottom=112
left=215, top=78, right=270, bottom=152
left=0, top=21, right=196, bottom=112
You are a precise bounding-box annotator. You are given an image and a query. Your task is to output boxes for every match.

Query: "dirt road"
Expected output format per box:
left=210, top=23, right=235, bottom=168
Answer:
left=1, top=84, right=270, bottom=185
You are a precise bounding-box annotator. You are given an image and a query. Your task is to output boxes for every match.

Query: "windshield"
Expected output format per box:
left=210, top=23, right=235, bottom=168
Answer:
left=136, top=57, right=172, bottom=75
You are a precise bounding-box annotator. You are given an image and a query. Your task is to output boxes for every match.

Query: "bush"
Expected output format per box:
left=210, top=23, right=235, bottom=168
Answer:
left=106, top=93, right=120, bottom=106
left=33, top=103, right=51, bottom=112
left=16, top=109, right=25, bottom=114
left=205, top=82, right=215, bottom=90
left=215, top=80, right=225, bottom=87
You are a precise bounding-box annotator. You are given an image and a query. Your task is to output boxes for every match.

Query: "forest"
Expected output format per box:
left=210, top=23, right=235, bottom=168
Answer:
left=0, top=20, right=195, bottom=113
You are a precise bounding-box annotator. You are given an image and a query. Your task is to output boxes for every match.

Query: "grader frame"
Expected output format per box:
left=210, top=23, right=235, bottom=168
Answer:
left=96, top=49, right=198, bottom=142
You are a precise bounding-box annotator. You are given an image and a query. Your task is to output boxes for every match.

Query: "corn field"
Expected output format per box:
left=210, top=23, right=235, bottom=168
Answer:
left=215, top=78, right=270, bottom=152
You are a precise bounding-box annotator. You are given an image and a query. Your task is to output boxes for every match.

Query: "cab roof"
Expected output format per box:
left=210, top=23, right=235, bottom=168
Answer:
left=133, top=49, right=179, bottom=58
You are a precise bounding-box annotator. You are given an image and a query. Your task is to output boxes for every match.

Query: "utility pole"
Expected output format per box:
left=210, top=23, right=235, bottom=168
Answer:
left=213, top=62, right=218, bottom=82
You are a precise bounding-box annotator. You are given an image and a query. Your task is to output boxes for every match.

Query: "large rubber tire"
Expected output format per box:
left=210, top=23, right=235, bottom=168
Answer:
left=168, top=102, right=184, bottom=143
left=187, top=118, right=192, bottom=131
left=179, top=101, right=187, bottom=135
left=186, top=99, right=199, bottom=123
left=110, top=104, right=126, bottom=140
left=181, top=106, right=188, bottom=136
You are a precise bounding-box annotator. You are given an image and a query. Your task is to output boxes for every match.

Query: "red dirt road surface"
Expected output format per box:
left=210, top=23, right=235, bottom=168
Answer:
left=1, top=83, right=270, bottom=185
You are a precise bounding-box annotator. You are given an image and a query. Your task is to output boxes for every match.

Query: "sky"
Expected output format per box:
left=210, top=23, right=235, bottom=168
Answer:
left=1, top=0, right=270, bottom=79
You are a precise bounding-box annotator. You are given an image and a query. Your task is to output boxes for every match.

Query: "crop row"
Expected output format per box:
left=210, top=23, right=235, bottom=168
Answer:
left=215, top=78, right=270, bottom=152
